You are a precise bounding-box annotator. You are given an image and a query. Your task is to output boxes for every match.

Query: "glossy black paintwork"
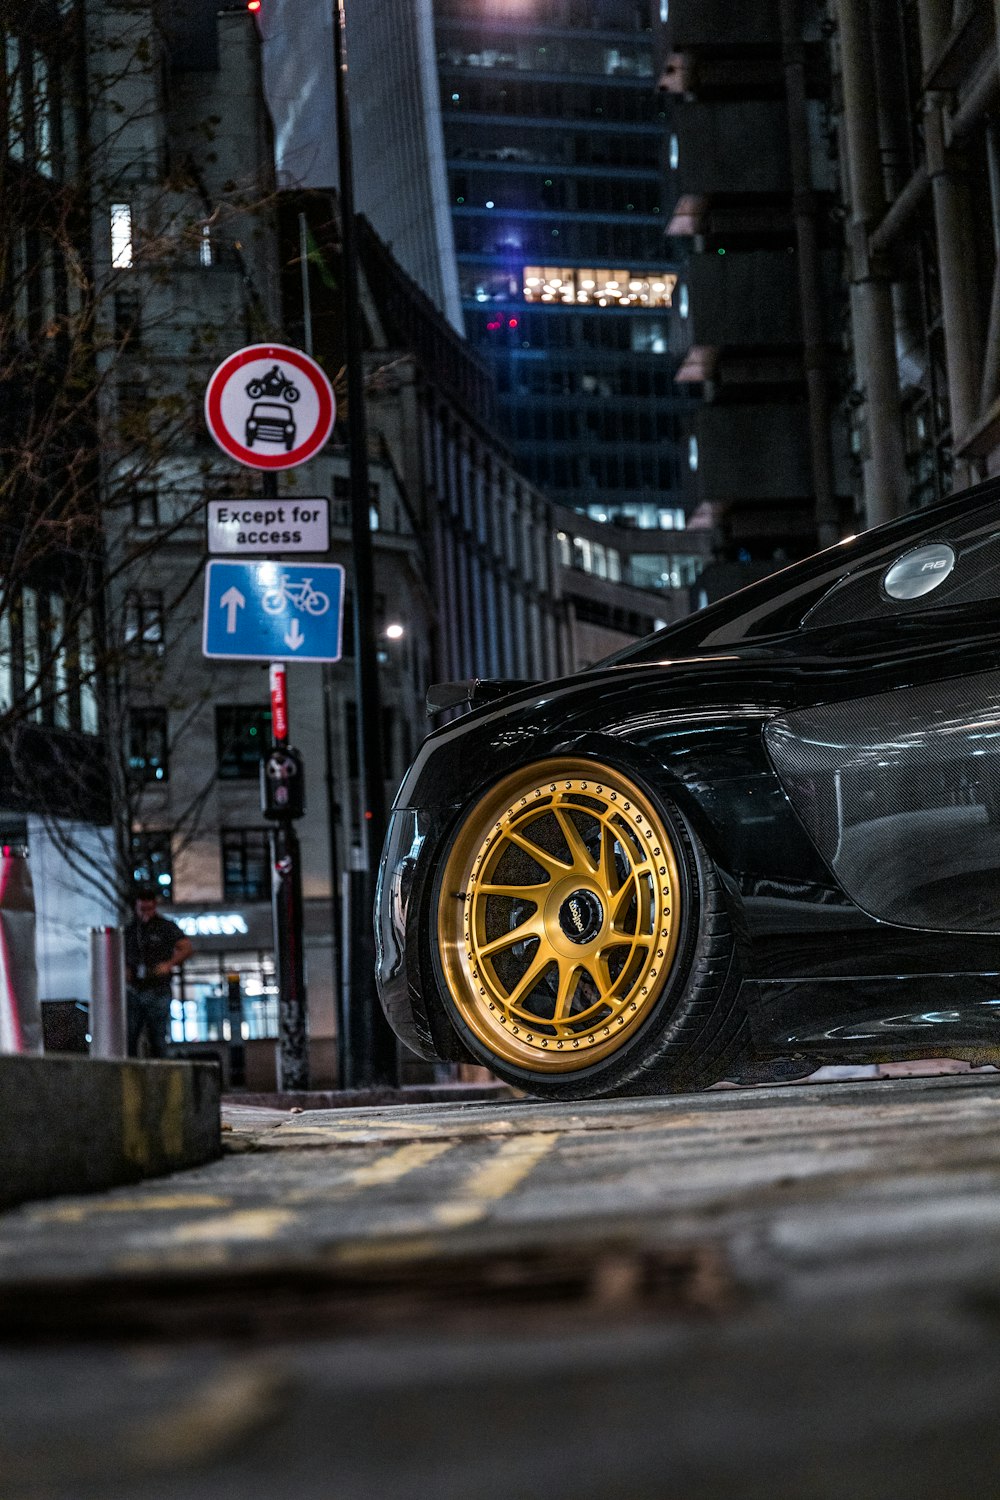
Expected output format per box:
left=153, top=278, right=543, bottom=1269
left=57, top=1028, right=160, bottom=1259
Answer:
left=377, top=479, right=1000, bottom=1065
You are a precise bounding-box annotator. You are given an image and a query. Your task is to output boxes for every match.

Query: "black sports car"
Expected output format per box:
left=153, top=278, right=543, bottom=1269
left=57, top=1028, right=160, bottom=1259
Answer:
left=376, top=482, right=1000, bottom=1100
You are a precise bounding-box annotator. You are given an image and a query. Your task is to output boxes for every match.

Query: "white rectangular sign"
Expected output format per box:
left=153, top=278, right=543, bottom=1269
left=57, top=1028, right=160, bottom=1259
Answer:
left=206, top=497, right=330, bottom=555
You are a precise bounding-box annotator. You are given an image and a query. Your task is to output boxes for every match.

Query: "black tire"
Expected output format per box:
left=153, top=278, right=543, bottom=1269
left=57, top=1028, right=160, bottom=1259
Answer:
left=428, top=761, right=752, bottom=1101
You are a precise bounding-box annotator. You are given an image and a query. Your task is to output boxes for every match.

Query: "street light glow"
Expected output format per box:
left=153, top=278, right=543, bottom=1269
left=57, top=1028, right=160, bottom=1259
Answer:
left=385, top=623, right=404, bottom=640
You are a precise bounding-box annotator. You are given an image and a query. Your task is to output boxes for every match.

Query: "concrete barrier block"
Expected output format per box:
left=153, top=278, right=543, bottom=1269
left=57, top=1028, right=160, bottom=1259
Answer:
left=0, top=1056, right=221, bottom=1209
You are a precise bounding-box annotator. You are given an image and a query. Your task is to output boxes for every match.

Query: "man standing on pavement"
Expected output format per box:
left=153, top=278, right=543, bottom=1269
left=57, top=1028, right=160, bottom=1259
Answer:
left=124, top=885, right=193, bottom=1058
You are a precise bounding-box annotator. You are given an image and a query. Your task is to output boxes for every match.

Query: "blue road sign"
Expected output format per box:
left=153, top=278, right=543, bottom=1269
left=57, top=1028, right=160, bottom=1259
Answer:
left=203, top=560, right=344, bottom=663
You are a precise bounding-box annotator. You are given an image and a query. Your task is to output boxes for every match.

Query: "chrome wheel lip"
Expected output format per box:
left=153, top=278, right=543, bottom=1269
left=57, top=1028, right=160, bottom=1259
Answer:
left=437, top=759, right=683, bottom=1075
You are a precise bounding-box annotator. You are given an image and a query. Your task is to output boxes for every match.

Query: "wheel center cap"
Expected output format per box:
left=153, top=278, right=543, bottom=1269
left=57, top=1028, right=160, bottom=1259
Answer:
left=558, top=889, right=604, bottom=945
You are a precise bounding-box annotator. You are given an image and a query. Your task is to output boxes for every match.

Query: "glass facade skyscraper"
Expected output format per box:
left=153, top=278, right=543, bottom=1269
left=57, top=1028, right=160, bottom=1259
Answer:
left=434, top=0, right=692, bottom=538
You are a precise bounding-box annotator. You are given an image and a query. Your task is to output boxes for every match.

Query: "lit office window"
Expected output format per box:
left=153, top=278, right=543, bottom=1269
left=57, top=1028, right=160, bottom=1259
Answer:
left=669, top=133, right=679, bottom=170
left=660, top=0, right=669, bottom=21
left=131, top=829, right=173, bottom=893
left=78, top=609, right=98, bottom=733
left=678, top=283, right=690, bottom=318
left=32, top=53, right=52, bottom=176
left=50, top=593, right=69, bottom=727
left=688, top=435, right=699, bottom=473
left=523, top=267, right=676, bottom=308
left=603, top=49, right=652, bottom=78
left=0, top=612, right=10, bottom=711
left=216, top=706, right=271, bottom=779
left=221, top=828, right=271, bottom=901
left=110, top=203, right=133, bottom=269
left=22, top=588, right=41, bottom=721
left=199, top=223, right=212, bottom=267
left=124, top=590, right=164, bottom=655
left=5, top=37, right=24, bottom=160
left=129, top=707, right=169, bottom=783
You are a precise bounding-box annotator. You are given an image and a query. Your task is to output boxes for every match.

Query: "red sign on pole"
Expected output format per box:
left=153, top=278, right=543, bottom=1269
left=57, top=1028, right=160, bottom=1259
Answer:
left=204, top=343, right=336, bottom=471
left=269, top=662, right=289, bottom=743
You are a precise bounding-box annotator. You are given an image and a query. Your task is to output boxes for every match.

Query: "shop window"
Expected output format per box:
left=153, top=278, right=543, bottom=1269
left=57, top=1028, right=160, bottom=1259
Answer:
left=221, top=828, right=271, bottom=902
left=173, top=953, right=278, bottom=1043
left=215, top=705, right=271, bottom=780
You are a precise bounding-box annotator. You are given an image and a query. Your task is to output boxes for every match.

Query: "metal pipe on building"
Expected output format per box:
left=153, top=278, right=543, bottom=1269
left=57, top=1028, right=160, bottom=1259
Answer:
left=915, top=0, right=951, bottom=70
left=869, top=166, right=930, bottom=255
left=89, top=927, right=126, bottom=1058
left=779, top=0, right=839, bottom=548
left=979, top=120, right=1000, bottom=414
left=919, top=0, right=983, bottom=473
left=945, top=56, right=999, bottom=146
left=836, top=0, right=908, bottom=525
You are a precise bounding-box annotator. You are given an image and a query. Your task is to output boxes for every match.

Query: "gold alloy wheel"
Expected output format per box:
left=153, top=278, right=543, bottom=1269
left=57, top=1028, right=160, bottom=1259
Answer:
left=437, top=759, right=683, bottom=1073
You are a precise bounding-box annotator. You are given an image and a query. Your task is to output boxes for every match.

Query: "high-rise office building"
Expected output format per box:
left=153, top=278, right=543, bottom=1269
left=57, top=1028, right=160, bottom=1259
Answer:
left=435, top=0, right=691, bottom=538
left=266, top=0, right=710, bottom=611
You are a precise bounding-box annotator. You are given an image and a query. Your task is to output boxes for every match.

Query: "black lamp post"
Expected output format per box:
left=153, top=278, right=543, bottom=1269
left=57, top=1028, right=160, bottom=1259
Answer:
left=331, top=0, right=400, bottom=1087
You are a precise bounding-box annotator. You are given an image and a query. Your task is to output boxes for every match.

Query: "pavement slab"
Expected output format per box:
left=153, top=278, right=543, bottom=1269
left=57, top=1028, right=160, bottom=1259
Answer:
left=3, top=1073, right=1000, bottom=1496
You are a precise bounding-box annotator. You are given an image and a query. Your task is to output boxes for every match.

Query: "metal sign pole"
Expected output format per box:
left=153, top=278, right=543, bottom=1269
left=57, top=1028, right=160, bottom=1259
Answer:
left=266, top=659, right=309, bottom=1091
left=259, top=469, right=309, bottom=1093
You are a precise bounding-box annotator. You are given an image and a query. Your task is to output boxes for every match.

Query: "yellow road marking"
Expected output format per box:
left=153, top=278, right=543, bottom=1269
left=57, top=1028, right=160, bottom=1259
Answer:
left=31, top=1194, right=231, bottom=1223
left=159, top=1209, right=297, bottom=1244
left=332, top=1235, right=443, bottom=1267
left=347, top=1140, right=455, bottom=1188
left=433, top=1131, right=558, bottom=1229
left=329, top=1132, right=560, bottom=1260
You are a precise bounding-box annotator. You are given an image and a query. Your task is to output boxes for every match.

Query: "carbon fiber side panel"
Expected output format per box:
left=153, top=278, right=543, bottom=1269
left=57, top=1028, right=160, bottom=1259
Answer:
left=764, top=672, right=1000, bottom=933
left=801, top=529, right=1000, bottom=630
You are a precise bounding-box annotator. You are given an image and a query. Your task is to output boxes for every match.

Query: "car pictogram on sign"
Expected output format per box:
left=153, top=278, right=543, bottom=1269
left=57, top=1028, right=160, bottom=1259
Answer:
left=245, top=402, right=296, bottom=451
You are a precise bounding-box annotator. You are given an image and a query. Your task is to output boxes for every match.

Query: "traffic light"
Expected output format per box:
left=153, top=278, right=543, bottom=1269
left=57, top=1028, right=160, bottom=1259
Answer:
left=260, top=747, right=306, bottom=820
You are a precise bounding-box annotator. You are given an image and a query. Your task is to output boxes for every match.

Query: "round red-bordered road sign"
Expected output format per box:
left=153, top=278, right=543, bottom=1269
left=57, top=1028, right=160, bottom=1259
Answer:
left=204, top=343, right=336, bottom=471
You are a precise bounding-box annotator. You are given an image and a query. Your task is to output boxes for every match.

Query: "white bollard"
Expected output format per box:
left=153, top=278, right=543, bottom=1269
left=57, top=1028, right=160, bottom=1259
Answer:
left=89, top=927, right=126, bottom=1058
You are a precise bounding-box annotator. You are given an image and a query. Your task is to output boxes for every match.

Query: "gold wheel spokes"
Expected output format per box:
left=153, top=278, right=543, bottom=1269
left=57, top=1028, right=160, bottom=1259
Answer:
left=476, top=906, right=544, bottom=960
left=552, top=805, right=599, bottom=876
left=439, top=761, right=683, bottom=1074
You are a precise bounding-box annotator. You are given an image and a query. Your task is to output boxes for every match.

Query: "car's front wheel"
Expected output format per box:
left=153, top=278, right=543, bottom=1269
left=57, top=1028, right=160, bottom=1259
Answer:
left=432, top=758, right=750, bottom=1100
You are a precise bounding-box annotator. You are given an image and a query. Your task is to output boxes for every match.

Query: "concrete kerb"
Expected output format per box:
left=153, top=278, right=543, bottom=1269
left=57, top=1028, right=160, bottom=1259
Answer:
left=226, top=1082, right=518, bottom=1111
left=0, top=1055, right=221, bottom=1210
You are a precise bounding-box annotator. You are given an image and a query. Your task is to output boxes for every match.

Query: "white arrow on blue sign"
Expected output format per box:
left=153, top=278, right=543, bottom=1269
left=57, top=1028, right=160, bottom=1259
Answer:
left=202, top=560, right=345, bottom=663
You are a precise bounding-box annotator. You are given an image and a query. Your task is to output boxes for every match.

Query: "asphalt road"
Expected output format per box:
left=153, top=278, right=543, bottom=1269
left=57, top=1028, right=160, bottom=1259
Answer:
left=4, top=1071, right=1000, bottom=1498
